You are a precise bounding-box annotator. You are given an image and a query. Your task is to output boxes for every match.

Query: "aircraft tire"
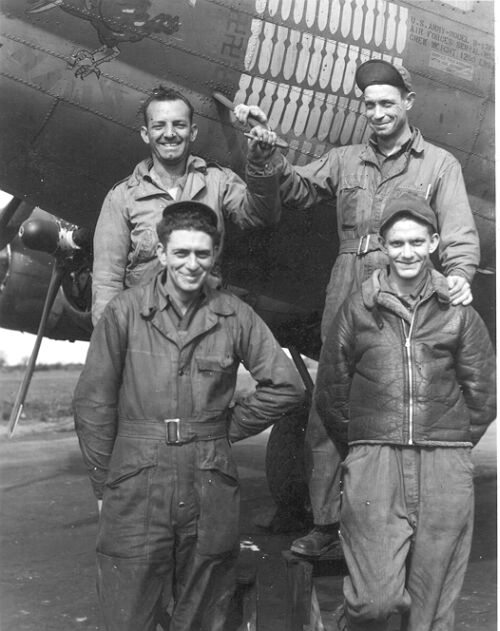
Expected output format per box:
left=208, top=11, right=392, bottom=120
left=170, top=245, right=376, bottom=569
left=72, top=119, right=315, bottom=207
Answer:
left=264, top=404, right=312, bottom=533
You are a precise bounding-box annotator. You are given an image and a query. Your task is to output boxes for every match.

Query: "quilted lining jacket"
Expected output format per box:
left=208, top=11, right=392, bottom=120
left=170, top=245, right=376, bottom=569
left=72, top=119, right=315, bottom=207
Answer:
left=315, top=269, right=496, bottom=447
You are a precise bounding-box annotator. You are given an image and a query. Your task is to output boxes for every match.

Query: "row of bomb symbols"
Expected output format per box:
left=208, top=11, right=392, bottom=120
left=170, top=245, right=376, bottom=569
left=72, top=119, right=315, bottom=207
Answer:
left=255, top=0, right=408, bottom=53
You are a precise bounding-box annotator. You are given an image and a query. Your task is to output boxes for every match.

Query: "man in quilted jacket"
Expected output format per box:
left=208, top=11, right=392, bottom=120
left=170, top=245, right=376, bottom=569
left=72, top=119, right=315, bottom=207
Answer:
left=315, top=190, right=496, bottom=631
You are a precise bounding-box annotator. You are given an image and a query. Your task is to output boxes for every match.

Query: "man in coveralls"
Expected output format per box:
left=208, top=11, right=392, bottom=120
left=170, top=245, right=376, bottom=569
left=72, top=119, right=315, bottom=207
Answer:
left=74, top=201, right=304, bottom=631
left=234, top=59, right=479, bottom=556
left=92, top=86, right=282, bottom=325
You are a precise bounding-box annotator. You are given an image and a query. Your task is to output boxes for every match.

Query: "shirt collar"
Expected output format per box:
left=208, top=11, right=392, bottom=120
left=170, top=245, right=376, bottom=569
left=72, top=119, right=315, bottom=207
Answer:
left=368, top=127, right=416, bottom=159
left=380, top=267, right=431, bottom=303
left=156, top=269, right=207, bottom=312
left=144, top=154, right=207, bottom=182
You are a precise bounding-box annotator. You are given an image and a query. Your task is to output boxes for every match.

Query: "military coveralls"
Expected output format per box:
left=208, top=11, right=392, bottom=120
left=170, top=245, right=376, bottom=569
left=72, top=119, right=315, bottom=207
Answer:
left=92, top=154, right=282, bottom=324
left=74, top=272, right=304, bottom=631
left=255, top=128, right=479, bottom=524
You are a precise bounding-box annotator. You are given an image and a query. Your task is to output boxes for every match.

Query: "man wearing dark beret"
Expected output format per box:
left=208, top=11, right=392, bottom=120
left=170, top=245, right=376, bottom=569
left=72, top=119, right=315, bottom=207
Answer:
left=74, top=201, right=304, bottom=630
left=234, top=59, right=480, bottom=557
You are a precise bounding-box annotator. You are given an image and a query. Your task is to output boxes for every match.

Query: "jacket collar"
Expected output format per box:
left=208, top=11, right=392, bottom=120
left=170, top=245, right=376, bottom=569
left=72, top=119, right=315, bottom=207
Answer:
left=361, top=127, right=425, bottom=163
left=362, top=268, right=450, bottom=320
left=127, top=155, right=209, bottom=200
left=139, top=272, right=235, bottom=347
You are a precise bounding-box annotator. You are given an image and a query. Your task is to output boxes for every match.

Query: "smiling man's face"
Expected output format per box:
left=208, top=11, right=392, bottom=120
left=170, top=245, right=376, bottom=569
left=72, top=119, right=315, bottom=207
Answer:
left=381, top=217, right=439, bottom=292
left=363, top=84, right=414, bottom=143
left=141, top=99, right=197, bottom=169
left=157, top=229, right=215, bottom=303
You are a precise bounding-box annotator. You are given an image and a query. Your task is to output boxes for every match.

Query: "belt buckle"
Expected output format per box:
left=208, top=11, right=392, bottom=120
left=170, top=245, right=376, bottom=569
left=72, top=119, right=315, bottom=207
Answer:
left=165, top=418, right=181, bottom=444
left=357, top=234, right=371, bottom=256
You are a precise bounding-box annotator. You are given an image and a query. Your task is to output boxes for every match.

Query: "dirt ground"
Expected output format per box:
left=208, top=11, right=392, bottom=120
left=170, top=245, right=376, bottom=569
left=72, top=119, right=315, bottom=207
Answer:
left=0, top=416, right=496, bottom=631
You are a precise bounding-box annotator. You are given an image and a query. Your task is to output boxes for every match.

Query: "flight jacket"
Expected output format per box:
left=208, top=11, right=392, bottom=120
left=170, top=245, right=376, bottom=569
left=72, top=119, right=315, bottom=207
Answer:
left=315, top=268, right=496, bottom=448
left=74, top=273, right=305, bottom=498
left=92, top=154, right=282, bottom=324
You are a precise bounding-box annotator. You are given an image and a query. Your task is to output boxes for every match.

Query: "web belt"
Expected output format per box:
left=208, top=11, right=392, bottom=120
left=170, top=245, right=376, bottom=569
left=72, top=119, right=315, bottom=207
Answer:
left=339, top=234, right=381, bottom=256
left=118, top=418, right=228, bottom=444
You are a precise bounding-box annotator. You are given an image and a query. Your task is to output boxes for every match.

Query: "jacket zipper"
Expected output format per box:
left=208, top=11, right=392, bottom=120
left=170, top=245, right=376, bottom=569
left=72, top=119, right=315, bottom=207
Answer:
left=402, top=309, right=418, bottom=445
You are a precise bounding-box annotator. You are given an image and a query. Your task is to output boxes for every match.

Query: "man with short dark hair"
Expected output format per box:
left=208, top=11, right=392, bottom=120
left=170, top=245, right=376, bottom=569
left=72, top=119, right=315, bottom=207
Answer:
left=92, top=86, right=282, bottom=325
left=75, top=200, right=304, bottom=631
left=235, top=59, right=480, bottom=556
left=315, top=190, right=495, bottom=630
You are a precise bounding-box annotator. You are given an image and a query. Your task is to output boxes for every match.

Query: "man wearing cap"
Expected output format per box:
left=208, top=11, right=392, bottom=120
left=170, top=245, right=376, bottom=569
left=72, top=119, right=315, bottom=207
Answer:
left=74, top=200, right=304, bottom=631
left=92, top=85, right=282, bottom=326
left=314, top=190, right=495, bottom=631
left=234, top=59, right=480, bottom=556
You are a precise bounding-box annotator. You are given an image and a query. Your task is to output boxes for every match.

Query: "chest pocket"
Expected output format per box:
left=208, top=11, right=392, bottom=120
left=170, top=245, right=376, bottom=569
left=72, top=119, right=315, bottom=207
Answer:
left=338, top=174, right=367, bottom=231
left=197, top=356, right=235, bottom=372
left=129, top=227, right=159, bottom=266
left=195, top=354, right=238, bottom=412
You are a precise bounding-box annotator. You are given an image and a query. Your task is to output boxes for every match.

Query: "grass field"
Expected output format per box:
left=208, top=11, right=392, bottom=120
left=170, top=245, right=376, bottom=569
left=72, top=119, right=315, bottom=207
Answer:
left=0, top=365, right=264, bottom=435
left=0, top=356, right=311, bottom=437
left=0, top=367, right=83, bottom=426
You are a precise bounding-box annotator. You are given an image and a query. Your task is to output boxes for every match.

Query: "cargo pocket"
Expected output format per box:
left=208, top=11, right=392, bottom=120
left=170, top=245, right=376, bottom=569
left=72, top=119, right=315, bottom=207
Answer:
left=195, top=439, right=240, bottom=556
left=98, top=438, right=158, bottom=557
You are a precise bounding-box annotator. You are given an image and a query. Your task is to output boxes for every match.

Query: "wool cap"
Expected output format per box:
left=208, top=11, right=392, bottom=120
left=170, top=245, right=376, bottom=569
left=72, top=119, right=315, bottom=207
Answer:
left=380, top=190, right=437, bottom=234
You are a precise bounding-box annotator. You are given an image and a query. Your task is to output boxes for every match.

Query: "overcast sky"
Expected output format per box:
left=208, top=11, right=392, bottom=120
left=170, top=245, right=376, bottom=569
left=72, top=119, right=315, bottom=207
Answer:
left=0, top=328, right=89, bottom=365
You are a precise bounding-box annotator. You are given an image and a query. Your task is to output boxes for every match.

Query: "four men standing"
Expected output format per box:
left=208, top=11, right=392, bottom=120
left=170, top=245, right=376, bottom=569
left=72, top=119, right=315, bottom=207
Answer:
left=77, top=58, right=493, bottom=630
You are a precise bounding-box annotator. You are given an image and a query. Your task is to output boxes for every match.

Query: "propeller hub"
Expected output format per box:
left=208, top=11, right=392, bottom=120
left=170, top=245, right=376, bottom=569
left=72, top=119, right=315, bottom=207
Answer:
left=19, top=219, right=60, bottom=253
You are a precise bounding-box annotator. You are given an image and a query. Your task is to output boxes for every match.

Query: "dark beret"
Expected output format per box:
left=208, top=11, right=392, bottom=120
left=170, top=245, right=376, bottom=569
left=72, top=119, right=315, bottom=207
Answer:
left=356, top=59, right=413, bottom=92
left=162, top=201, right=218, bottom=228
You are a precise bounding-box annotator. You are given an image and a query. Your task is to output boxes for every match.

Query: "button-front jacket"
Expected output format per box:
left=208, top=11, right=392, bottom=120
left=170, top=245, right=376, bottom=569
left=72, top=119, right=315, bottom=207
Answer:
left=255, top=129, right=480, bottom=337
left=75, top=273, right=304, bottom=498
left=92, top=155, right=282, bottom=324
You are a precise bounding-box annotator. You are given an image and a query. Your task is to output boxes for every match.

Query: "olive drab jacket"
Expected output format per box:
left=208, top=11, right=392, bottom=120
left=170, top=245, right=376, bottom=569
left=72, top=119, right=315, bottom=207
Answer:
left=315, top=269, right=496, bottom=448
left=259, top=128, right=480, bottom=338
left=92, top=155, right=282, bottom=324
left=74, top=273, right=305, bottom=499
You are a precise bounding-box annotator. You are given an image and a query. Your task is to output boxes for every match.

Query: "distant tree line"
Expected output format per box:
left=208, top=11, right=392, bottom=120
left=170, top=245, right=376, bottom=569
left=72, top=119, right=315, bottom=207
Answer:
left=0, top=361, right=84, bottom=372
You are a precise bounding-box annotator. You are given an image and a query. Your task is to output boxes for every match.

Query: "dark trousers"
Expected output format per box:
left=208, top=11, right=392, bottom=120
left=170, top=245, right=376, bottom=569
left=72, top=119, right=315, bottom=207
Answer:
left=304, top=400, right=343, bottom=524
left=340, top=445, right=474, bottom=631
left=96, top=437, right=240, bottom=631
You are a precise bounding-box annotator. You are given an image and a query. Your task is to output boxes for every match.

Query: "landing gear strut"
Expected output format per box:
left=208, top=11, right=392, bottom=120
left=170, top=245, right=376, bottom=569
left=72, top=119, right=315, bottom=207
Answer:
left=262, top=347, right=314, bottom=533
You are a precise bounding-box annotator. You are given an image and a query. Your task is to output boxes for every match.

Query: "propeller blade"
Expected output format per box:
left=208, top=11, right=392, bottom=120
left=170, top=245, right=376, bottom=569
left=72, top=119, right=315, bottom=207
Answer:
left=0, top=199, right=35, bottom=250
left=7, top=259, right=66, bottom=437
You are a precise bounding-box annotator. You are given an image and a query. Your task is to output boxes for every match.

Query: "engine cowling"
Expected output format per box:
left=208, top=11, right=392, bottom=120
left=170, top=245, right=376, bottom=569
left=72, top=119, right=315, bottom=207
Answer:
left=0, top=216, right=92, bottom=342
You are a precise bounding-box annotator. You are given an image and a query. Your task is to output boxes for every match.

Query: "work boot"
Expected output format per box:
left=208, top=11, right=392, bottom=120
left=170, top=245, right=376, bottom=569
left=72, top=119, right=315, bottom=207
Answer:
left=290, top=523, right=340, bottom=556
